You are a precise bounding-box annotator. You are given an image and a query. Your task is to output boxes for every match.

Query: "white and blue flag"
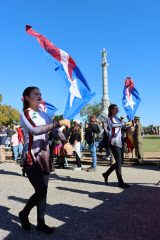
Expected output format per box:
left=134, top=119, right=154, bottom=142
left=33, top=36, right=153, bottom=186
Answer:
left=122, top=76, right=141, bottom=120
left=26, top=25, right=95, bottom=120
left=39, top=100, right=58, bottom=118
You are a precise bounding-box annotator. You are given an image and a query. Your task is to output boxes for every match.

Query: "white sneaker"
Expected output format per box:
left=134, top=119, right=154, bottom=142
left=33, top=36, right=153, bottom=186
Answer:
left=73, top=167, right=81, bottom=171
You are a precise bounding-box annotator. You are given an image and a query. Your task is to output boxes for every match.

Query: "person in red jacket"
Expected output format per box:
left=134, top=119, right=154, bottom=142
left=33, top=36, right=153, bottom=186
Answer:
left=17, top=127, right=24, bottom=160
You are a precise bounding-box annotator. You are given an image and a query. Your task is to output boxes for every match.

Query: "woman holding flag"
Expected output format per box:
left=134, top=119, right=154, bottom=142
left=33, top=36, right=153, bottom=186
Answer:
left=102, top=104, right=131, bottom=188
left=19, top=86, right=72, bottom=234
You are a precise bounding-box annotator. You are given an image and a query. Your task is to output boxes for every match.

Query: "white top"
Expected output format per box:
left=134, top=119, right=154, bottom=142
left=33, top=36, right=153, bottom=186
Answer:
left=20, top=109, right=65, bottom=172
left=11, top=132, right=19, bottom=146
left=108, top=116, right=125, bottom=148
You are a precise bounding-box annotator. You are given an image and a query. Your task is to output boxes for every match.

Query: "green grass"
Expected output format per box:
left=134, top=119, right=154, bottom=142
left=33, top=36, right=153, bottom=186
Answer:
left=143, top=135, right=160, bottom=152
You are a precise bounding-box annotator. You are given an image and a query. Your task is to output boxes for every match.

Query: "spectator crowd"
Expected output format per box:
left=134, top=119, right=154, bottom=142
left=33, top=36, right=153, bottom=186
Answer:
left=0, top=113, right=143, bottom=167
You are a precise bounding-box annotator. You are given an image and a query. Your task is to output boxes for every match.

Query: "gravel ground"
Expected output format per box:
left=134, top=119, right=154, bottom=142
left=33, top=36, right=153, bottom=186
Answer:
left=0, top=161, right=160, bottom=240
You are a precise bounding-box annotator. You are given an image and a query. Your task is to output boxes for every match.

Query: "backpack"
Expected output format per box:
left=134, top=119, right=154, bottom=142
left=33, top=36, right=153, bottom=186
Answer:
left=85, top=128, right=94, bottom=144
left=85, top=123, right=100, bottom=144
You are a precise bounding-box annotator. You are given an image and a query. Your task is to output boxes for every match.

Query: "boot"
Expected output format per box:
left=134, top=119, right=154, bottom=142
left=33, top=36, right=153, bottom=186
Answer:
left=19, top=210, right=31, bottom=230
left=102, top=164, right=116, bottom=184
left=36, top=218, right=55, bottom=234
left=102, top=173, right=108, bottom=184
left=118, top=175, right=130, bottom=188
left=22, top=168, right=26, bottom=177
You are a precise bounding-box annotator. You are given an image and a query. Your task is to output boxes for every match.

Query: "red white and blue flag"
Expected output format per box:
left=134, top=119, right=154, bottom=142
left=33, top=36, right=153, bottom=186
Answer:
left=39, top=100, right=58, bottom=118
left=122, top=76, right=141, bottom=120
left=26, top=25, right=95, bottom=120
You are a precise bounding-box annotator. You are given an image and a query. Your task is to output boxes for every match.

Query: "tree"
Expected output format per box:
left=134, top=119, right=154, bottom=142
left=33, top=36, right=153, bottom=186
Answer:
left=0, top=105, right=20, bottom=126
left=0, top=94, right=2, bottom=105
left=54, top=114, right=63, bottom=121
left=80, top=102, right=102, bottom=121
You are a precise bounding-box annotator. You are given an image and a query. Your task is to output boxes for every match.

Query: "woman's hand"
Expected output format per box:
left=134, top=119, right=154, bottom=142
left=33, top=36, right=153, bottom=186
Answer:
left=63, top=142, right=73, bottom=155
left=59, top=119, right=70, bottom=128
left=125, top=121, right=132, bottom=127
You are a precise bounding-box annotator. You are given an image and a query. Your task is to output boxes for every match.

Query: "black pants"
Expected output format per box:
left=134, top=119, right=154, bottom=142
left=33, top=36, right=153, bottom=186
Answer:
left=23, top=165, right=49, bottom=220
left=75, top=152, right=81, bottom=167
left=104, top=145, right=124, bottom=183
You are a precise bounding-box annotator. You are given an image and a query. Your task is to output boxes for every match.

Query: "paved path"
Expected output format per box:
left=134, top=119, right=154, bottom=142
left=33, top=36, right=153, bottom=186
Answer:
left=0, top=161, right=160, bottom=240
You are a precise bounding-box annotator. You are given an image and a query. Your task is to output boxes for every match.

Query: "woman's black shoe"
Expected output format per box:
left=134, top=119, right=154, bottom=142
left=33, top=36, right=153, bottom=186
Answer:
left=118, top=183, right=130, bottom=188
left=36, top=223, right=55, bottom=234
left=22, top=168, right=26, bottom=177
left=19, top=211, right=31, bottom=230
left=102, top=173, right=108, bottom=184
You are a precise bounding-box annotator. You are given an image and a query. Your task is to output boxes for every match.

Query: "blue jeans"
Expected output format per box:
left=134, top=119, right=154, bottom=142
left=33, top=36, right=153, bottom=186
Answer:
left=18, top=142, right=23, bottom=156
left=12, top=145, right=18, bottom=161
left=89, top=142, right=98, bottom=168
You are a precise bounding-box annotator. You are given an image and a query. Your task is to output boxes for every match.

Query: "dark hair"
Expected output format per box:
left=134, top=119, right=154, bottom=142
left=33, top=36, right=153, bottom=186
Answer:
left=89, top=114, right=96, bottom=122
left=108, top=104, right=118, bottom=117
left=22, top=86, right=39, bottom=111
left=73, top=125, right=81, bottom=133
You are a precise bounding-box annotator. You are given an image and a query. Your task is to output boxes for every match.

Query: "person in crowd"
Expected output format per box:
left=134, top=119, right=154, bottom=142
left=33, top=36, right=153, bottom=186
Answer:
left=80, top=122, right=84, bottom=151
left=53, top=140, right=65, bottom=168
left=98, top=121, right=113, bottom=163
left=120, top=116, right=128, bottom=160
left=85, top=115, right=100, bottom=172
left=102, top=104, right=131, bottom=188
left=6, top=125, right=12, bottom=147
left=0, top=126, right=7, bottom=162
left=17, top=127, right=24, bottom=160
left=49, top=124, right=70, bottom=169
left=19, top=86, right=72, bottom=234
left=11, top=129, right=19, bottom=162
left=69, top=119, right=82, bottom=170
left=133, top=116, right=143, bottom=164
left=83, top=121, right=89, bottom=150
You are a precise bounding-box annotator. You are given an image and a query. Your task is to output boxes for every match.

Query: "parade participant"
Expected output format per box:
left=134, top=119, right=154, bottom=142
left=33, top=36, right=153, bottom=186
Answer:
left=19, top=86, right=72, bottom=234
left=102, top=104, right=131, bottom=188
left=133, top=116, right=143, bottom=163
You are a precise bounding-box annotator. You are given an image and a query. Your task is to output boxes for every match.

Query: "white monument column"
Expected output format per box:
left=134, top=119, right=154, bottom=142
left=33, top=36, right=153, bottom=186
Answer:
left=101, top=48, right=110, bottom=117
